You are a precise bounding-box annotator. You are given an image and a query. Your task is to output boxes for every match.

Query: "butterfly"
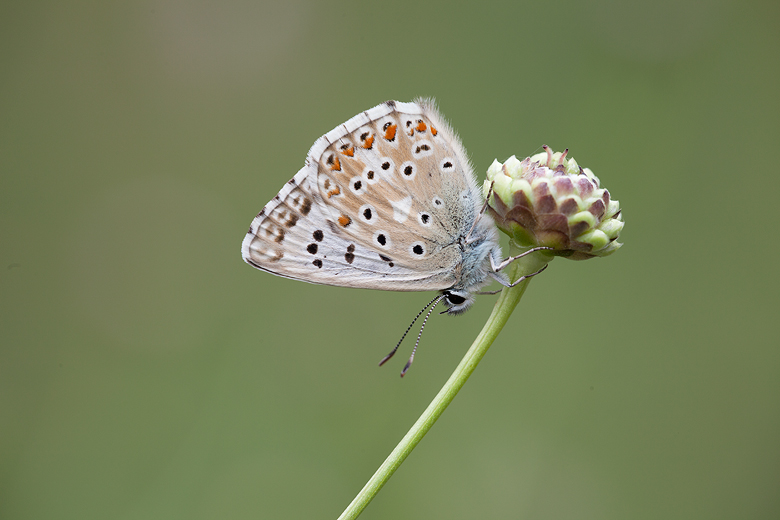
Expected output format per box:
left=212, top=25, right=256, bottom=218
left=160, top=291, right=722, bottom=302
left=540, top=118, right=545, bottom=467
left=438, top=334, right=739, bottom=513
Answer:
left=242, top=99, right=546, bottom=374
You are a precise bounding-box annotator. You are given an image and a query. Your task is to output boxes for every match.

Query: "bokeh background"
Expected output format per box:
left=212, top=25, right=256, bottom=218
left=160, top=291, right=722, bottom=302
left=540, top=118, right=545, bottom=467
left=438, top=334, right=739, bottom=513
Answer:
left=2, top=1, right=779, bottom=519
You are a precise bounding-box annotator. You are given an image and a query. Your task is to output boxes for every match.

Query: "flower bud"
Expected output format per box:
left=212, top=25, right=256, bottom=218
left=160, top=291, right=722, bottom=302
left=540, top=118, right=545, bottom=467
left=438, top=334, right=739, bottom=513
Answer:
left=484, top=146, right=623, bottom=260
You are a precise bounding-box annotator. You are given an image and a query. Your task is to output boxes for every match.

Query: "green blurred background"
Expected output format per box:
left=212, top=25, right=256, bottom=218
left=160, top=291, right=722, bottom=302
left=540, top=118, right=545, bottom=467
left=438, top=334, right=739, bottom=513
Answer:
left=2, top=1, right=778, bottom=519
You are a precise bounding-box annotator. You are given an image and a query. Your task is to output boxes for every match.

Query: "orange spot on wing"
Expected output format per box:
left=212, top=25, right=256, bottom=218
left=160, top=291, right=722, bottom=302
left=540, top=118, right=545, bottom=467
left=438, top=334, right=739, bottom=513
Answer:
left=327, top=186, right=341, bottom=198
left=416, top=121, right=427, bottom=132
left=338, top=214, right=352, bottom=227
left=362, top=135, right=374, bottom=149
left=384, top=124, right=397, bottom=141
left=341, top=147, right=354, bottom=157
left=329, top=157, right=341, bottom=171
left=430, top=126, right=438, bottom=136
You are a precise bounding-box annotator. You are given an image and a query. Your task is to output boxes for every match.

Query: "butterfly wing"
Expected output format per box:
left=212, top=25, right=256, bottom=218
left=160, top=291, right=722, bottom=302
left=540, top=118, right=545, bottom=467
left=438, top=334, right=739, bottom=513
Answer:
left=242, top=99, right=486, bottom=291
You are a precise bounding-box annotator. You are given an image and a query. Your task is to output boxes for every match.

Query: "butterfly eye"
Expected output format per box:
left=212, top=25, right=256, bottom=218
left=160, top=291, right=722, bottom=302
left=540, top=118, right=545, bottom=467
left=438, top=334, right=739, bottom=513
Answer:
left=442, top=290, right=475, bottom=314
left=445, top=293, right=466, bottom=305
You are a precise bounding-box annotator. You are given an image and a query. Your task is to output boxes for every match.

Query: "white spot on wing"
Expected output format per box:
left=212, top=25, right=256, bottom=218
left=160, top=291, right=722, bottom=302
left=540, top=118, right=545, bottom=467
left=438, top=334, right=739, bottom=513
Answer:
left=391, top=195, right=412, bottom=223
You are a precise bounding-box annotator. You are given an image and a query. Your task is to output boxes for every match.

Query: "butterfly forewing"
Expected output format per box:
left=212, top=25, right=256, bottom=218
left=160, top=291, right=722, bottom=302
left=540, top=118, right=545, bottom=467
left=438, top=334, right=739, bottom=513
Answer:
left=242, top=100, right=484, bottom=292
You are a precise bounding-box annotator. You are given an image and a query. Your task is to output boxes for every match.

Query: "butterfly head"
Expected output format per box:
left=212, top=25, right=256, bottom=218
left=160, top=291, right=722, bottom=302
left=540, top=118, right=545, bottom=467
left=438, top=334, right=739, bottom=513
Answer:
left=440, top=289, right=475, bottom=315
left=439, top=235, right=504, bottom=315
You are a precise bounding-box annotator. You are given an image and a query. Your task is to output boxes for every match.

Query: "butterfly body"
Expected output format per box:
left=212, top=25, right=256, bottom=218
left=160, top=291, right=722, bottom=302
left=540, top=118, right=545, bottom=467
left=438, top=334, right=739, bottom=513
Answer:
left=242, top=99, right=505, bottom=313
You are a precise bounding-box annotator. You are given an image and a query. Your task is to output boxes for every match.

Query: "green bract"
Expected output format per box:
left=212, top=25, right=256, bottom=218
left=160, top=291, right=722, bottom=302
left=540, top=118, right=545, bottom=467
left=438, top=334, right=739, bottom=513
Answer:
left=483, top=146, right=623, bottom=260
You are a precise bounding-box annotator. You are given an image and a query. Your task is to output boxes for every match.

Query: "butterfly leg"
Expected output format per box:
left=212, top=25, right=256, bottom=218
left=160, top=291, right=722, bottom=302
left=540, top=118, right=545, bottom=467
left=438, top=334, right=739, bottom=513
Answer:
left=489, top=247, right=552, bottom=288
left=504, top=263, right=548, bottom=287
left=491, top=246, right=554, bottom=273
left=476, top=289, right=503, bottom=295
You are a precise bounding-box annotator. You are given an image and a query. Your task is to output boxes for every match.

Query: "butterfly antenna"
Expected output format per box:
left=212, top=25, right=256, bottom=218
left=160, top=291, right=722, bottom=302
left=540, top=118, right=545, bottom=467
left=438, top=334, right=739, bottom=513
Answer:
left=379, top=294, right=444, bottom=367
left=465, top=180, right=494, bottom=243
left=400, top=295, right=443, bottom=377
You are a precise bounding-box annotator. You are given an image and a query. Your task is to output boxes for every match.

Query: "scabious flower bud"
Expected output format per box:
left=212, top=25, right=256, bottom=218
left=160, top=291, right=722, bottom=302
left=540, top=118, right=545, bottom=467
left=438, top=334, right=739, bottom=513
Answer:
left=484, top=146, right=623, bottom=260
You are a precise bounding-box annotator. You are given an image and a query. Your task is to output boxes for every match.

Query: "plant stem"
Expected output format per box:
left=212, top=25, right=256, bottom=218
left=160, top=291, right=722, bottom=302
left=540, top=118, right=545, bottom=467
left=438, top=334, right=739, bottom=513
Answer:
left=337, top=245, right=551, bottom=520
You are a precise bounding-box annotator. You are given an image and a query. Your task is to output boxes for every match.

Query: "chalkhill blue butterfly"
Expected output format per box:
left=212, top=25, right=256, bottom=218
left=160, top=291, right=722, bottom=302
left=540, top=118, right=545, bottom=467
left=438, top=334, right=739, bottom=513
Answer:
left=242, top=99, right=546, bottom=374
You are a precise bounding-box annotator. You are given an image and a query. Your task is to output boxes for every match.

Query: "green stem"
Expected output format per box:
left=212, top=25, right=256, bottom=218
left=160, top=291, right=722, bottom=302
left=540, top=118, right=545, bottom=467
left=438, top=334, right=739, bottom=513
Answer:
left=337, top=245, right=551, bottom=520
